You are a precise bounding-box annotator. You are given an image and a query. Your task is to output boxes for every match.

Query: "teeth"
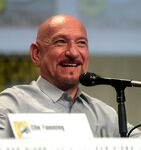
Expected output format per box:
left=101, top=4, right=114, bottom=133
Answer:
left=62, top=64, right=78, bottom=67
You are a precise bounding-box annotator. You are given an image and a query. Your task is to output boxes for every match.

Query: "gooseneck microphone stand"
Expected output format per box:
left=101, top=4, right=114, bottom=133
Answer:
left=79, top=72, right=135, bottom=137
left=113, top=84, right=127, bottom=137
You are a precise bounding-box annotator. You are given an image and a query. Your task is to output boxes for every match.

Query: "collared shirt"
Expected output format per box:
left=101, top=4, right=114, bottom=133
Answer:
left=0, top=76, right=140, bottom=138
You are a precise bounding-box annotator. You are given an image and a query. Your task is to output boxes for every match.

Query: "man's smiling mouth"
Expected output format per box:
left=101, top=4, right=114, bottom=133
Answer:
left=60, top=63, right=81, bottom=67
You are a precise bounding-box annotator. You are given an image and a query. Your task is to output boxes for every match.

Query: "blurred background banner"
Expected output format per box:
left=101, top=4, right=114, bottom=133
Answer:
left=0, top=0, right=141, bottom=54
left=0, top=0, right=141, bottom=127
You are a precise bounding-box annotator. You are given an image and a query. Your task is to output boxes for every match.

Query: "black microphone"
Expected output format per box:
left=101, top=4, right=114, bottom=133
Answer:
left=79, top=72, right=141, bottom=87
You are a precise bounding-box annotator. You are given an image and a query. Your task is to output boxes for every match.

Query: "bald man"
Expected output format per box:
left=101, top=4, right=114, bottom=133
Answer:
left=0, top=14, right=140, bottom=138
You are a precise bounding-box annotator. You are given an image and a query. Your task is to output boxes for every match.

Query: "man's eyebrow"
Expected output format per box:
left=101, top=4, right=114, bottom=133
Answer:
left=77, top=37, right=88, bottom=42
left=51, top=34, right=66, bottom=40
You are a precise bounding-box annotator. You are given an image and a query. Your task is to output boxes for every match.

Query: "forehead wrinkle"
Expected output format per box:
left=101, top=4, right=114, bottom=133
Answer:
left=51, top=30, right=88, bottom=40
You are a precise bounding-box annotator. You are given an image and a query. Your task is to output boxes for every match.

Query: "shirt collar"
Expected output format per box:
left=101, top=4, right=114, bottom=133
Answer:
left=36, top=76, right=64, bottom=102
left=36, top=76, right=87, bottom=103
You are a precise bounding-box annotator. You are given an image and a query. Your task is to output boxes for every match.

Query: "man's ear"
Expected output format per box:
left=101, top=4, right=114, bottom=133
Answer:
left=30, top=43, right=41, bottom=67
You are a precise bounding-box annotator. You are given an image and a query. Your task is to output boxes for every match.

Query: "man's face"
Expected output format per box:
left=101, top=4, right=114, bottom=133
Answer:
left=37, top=18, right=89, bottom=90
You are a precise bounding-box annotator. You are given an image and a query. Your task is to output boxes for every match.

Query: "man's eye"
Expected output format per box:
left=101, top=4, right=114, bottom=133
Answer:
left=77, top=41, right=87, bottom=47
left=54, top=40, right=66, bottom=45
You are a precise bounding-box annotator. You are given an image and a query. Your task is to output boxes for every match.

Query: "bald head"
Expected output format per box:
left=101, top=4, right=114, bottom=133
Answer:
left=36, top=14, right=87, bottom=43
left=30, top=14, right=89, bottom=97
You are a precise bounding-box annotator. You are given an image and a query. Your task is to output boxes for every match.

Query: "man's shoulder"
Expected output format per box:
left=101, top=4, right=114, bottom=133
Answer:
left=0, top=80, right=38, bottom=97
left=0, top=79, right=40, bottom=111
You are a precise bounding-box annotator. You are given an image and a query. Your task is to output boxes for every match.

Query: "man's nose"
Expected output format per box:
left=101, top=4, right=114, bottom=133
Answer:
left=65, top=43, right=79, bottom=59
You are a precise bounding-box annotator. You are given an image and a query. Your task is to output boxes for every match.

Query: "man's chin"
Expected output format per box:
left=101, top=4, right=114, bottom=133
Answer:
left=63, top=77, right=79, bottom=84
left=57, top=77, right=79, bottom=89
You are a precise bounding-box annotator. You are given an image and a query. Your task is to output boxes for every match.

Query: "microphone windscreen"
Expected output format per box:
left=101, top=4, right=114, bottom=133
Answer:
left=79, top=72, right=93, bottom=86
